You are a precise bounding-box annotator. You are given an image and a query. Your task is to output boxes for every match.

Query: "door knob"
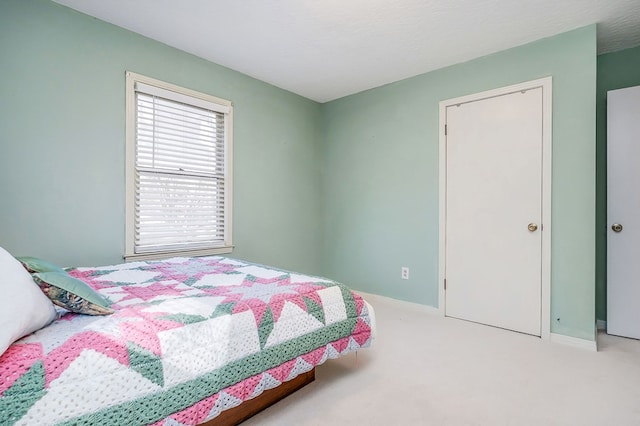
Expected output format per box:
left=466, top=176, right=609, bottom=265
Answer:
left=528, top=223, right=538, bottom=232
left=612, top=223, right=623, bottom=233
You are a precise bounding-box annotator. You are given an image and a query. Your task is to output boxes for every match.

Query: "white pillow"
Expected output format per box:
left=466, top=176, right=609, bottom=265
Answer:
left=0, top=246, right=57, bottom=356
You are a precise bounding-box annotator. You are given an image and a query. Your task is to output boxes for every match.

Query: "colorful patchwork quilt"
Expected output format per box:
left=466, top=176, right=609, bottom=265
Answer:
left=0, top=256, right=373, bottom=425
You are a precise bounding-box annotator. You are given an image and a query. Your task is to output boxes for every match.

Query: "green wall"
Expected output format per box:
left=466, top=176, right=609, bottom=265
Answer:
left=322, top=26, right=597, bottom=340
left=0, top=0, right=324, bottom=274
left=595, top=45, right=640, bottom=322
left=0, top=0, right=603, bottom=341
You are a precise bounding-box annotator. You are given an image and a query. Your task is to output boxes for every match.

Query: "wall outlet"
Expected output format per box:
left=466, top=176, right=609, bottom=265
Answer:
left=401, top=267, right=409, bottom=280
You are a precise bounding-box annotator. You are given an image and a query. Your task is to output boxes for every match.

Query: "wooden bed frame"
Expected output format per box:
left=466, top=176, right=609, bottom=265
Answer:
left=199, top=369, right=316, bottom=426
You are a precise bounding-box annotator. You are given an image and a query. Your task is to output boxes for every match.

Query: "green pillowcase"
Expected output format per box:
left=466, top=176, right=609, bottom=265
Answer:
left=32, top=271, right=113, bottom=316
left=16, top=256, right=66, bottom=274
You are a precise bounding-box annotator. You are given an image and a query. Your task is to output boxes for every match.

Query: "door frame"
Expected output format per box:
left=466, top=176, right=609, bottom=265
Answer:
left=438, top=77, right=552, bottom=340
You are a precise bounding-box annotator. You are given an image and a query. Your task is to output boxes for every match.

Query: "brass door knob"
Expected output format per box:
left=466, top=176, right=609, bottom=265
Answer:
left=528, top=223, right=538, bottom=232
left=612, top=223, right=623, bottom=233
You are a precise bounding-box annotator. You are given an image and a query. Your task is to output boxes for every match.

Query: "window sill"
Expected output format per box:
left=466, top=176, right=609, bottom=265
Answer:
left=124, top=246, right=234, bottom=262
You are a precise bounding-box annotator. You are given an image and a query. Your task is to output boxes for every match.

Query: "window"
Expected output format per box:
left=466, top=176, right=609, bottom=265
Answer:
left=125, top=72, right=233, bottom=260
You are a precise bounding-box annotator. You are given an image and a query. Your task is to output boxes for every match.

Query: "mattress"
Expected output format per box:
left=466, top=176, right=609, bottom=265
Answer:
left=0, top=256, right=373, bottom=425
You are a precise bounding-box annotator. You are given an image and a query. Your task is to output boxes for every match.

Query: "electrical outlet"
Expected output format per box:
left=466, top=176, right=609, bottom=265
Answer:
left=401, top=267, right=409, bottom=280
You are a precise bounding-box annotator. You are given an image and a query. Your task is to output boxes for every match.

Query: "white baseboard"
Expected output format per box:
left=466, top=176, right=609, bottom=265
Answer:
left=596, top=320, right=607, bottom=331
left=550, top=332, right=598, bottom=351
left=356, top=291, right=440, bottom=315
left=357, top=291, right=600, bottom=351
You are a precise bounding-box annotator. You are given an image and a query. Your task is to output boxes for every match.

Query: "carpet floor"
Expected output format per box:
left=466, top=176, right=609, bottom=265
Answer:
left=245, top=292, right=640, bottom=425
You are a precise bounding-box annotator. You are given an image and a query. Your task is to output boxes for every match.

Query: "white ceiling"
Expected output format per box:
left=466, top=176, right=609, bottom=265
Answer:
left=53, top=0, right=640, bottom=103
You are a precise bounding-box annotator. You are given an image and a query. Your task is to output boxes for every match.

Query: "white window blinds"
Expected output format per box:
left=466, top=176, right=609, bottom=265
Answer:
left=130, top=77, right=232, bottom=256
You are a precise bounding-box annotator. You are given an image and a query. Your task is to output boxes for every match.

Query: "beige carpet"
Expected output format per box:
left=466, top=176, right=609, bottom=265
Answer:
left=245, top=292, right=640, bottom=425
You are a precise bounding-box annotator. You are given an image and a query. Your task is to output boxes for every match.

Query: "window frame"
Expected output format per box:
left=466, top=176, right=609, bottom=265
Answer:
left=124, top=71, right=233, bottom=261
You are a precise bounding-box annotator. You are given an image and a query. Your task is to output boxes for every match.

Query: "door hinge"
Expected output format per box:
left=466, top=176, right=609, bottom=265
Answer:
left=444, top=278, right=447, bottom=290
left=444, top=124, right=448, bottom=135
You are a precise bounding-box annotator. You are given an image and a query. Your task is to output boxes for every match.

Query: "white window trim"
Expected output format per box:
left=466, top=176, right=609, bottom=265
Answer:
left=124, top=71, right=233, bottom=261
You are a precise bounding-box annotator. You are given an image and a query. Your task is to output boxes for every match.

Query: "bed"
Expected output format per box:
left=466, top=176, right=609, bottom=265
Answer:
left=0, top=255, right=375, bottom=425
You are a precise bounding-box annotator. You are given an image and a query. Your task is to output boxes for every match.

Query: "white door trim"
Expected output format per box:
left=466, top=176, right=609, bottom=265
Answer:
left=438, top=77, right=552, bottom=340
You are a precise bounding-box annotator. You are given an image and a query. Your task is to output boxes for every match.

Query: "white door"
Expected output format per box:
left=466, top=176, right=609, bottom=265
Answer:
left=607, top=85, right=640, bottom=339
left=445, top=88, right=543, bottom=336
